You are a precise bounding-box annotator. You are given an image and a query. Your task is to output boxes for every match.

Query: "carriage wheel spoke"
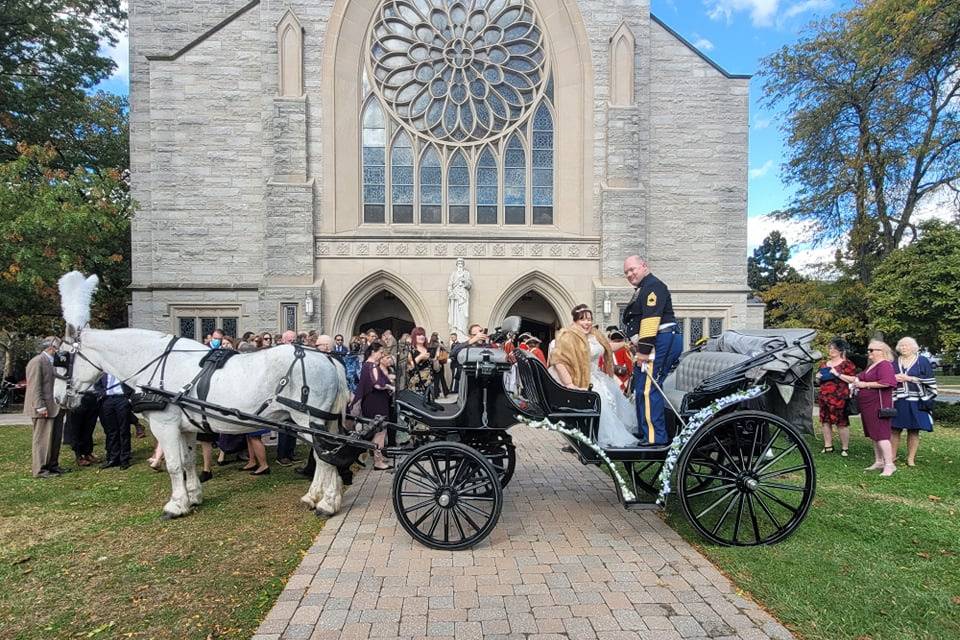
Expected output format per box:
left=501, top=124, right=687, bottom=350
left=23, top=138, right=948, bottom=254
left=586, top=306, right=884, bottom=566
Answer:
left=443, top=509, right=450, bottom=543
left=712, top=436, right=742, bottom=473
left=709, top=489, right=740, bottom=535
left=454, top=504, right=482, bottom=532
left=759, top=464, right=807, bottom=479
left=458, top=478, right=496, bottom=495
left=696, top=486, right=739, bottom=520
left=458, top=498, right=493, bottom=518
left=399, top=491, right=436, bottom=498
left=412, top=504, right=439, bottom=528
left=428, top=454, right=445, bottom=487
left=746, top=494, right=762, bottom=544
left=758, top=481, right=805, bottom=492
left=403, top=473, right=437, bottom=493
left=757, top=488, right=799, bottom=514
left=686, top=482, right=737, bottom=498
left=426, top=507, right=444, bottom=537
left=413, top=461, right=441, bottom=486
left=755, top=444, right=799, bottom=476
left=751, top=428, right=781, bottom=471
left=731, top=423, right=747, bottom=473
left=450, top=505, right=467, bottom=540
left=449, top=455, right=470, bottom=487
left=754, top=491, right=783, bottom=530
left=688, top=472, right=729, bottom=482
left=731, top=493, right=746, bottom=544
left=402, top=497, right=436, bottom=514
left=749, top=419, right=762, bottom=468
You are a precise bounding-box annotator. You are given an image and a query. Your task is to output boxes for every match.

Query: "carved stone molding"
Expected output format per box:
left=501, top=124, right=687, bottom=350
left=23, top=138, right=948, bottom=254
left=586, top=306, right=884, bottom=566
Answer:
left=314, top=239, right=600, bottom=260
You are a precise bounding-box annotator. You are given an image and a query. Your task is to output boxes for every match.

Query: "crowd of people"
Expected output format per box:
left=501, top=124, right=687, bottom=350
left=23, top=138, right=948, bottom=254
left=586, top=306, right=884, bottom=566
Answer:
left=20, top=254, right=941, bottom=482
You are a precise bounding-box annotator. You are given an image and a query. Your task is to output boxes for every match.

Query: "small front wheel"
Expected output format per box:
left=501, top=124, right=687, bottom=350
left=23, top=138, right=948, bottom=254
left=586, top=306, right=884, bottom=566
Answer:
left=392, top=441, right=503, bottom=550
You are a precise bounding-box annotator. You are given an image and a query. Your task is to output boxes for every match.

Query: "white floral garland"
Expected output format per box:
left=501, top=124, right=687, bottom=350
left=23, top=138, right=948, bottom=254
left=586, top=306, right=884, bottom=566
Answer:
left=517, top=414, right=637, bottom=502
left=655, top=385, right=767, bottom=505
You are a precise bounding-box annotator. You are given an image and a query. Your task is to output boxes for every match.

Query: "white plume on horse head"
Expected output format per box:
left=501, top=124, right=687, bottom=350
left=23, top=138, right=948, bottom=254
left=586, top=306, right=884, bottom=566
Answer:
left=58, top=271, right=100, bottom=329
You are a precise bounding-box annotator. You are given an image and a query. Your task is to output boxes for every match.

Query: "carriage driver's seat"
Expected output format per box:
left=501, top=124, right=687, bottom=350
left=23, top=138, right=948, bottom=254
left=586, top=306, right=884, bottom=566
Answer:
left=395, top=374, right=470, bottom=428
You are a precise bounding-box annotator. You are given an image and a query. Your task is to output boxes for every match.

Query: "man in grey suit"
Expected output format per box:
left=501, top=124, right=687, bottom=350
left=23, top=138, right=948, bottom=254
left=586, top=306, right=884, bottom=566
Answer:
left=24, top=336, right=66, bottom=477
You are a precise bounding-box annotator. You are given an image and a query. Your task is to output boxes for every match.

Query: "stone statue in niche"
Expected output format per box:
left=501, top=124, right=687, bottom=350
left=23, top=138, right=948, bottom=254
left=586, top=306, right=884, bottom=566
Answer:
left=447, top=257, right=472, bottom=337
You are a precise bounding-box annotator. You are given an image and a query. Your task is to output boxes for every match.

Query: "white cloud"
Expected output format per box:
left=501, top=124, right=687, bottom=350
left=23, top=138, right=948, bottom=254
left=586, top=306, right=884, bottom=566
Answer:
left=783, top=0, right=832, bottom=20
left=748, top=214, right=833, bottom=275
left=754, top=117, right=771, bottom=129
left=691, top=34, right=715, bottom=51
left=706, top=0, right=780, bottom=28
left=99, top=30, right=129, bottom=81
left=749, top=159, right=774, bottom=179
left=912, top=187, right=959, bottom=226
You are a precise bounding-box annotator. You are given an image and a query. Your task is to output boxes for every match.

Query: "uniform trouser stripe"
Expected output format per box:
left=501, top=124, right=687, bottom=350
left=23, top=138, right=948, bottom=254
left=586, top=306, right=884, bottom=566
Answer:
left=643, top=359, right=656, bottom=444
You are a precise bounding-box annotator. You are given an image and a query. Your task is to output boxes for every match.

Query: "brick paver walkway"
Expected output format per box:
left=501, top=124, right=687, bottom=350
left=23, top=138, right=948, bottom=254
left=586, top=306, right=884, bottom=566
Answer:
left=254, top=427, right=795, bottom=640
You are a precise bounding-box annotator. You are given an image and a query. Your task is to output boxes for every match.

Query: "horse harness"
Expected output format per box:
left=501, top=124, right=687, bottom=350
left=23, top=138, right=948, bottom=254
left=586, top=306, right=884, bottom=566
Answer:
left=59, top=335, right=342, bottom=431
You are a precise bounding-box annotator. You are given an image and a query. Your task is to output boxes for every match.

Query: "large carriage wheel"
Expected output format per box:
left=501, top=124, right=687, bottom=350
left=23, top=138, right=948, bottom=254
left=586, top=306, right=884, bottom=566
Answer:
left=676, top=410, right=815, bottom=546
left=392, top=441, right=503, bottom=550
left=465, top=432, right=516, bottom=489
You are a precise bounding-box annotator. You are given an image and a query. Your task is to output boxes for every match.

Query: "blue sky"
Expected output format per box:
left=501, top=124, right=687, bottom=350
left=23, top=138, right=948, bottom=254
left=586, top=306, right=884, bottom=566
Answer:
left=94, top=0, right=851, bottom=267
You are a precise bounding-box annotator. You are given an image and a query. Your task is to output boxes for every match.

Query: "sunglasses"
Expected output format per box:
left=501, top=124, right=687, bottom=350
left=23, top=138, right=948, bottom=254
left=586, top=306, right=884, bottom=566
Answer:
left=866, top=348, right=882, bottom=352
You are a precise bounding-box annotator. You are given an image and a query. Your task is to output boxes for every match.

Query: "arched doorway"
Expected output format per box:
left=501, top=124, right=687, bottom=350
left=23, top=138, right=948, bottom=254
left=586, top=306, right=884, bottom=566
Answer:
left=505, top=291, right=561, bottom=351
left=353, top=290, right=415, bottom=337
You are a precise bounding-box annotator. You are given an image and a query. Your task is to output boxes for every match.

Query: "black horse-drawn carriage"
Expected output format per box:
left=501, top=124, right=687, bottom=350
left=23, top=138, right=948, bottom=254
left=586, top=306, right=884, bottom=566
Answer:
left=369, top=323, right=820, bottom=550
left=129, top=318, right=818, bottom=551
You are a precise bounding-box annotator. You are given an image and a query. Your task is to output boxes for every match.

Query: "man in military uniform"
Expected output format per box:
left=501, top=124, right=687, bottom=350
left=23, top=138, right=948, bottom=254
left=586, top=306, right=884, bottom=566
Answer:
left=621, top=256, right=683, bottom=444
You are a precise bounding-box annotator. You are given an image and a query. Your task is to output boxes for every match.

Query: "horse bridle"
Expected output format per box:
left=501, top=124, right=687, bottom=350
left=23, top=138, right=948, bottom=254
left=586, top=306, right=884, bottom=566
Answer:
left=54, top=331, right=104, bottom=405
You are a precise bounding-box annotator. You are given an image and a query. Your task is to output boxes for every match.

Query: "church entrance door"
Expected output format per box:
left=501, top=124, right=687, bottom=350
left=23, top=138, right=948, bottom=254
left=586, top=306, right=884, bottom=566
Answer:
left=505, top=291, right=560, bottom=352
left=354, top=290, right=415, bottom=337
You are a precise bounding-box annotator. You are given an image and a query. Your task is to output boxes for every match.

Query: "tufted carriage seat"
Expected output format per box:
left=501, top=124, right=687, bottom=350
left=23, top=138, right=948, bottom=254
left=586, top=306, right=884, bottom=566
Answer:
left=661, top=351, right=751, bottom=410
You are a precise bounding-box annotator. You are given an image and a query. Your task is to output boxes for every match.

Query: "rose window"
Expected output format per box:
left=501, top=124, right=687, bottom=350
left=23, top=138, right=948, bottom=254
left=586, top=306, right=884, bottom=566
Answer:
left=369, top=0, right=546, bottom=143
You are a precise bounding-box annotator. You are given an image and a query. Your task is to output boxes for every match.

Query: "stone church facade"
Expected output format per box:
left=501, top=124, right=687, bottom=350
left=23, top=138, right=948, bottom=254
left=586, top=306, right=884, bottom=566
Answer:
left=129, top=0, right=762, bottom=345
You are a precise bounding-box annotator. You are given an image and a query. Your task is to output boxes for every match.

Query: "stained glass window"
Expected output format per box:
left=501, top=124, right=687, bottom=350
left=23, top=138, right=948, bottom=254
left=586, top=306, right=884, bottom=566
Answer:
left=391, top=132, right=414, bottom=223
left=201, top=318, right=217, bottom=339
left=477, top=147, right=498, bottom=224
left=362, top=100, right=386, bottom=223
left=709, top=318, right=724, bottom=338
left=420, top=145, right=442, bottom=223
left=222, top=317, right=238, bottom=338
left=179, top=317, right=195, bottom=339
left=362, top=0, right=554, bottom=227
left=531, top=103, right=553, bottom=225
left=448, top=151, right=470, bottom=224
left=504, top=133, right=526, bottom=224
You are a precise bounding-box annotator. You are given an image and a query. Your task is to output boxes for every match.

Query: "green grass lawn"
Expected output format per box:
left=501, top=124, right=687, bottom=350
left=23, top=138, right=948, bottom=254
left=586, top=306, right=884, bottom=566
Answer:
left=935, top=375, right=960, bottom=387
left=667, top=420, right=960, bottom=640
left=0, top=427, right=325, bottom=640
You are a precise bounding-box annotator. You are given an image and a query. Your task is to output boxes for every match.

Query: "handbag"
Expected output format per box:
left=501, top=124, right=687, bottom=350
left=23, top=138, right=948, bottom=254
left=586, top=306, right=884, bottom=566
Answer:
left=878, top=388, right=897, bottom=419
left=844, top=391, right=860, bottom=416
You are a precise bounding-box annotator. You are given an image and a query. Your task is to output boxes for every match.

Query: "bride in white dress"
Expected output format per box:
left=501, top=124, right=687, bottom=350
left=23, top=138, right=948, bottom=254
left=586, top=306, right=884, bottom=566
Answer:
left=549, top=304, right=640, bottom=448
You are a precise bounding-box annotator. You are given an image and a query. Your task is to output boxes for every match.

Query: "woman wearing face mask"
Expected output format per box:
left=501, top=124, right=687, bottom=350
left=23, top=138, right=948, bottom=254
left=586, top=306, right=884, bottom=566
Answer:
left=549, top=304, right=639, bottom=448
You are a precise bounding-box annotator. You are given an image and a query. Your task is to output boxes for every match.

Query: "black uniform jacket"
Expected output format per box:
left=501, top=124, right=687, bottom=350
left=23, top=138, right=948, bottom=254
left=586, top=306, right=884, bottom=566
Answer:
left=621, top=273, right=676, bottom=356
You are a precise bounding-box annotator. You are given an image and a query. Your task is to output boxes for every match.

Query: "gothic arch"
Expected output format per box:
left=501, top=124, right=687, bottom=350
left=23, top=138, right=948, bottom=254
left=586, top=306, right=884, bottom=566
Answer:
left=609, top=22, right=635, bottom=106
left=488, top=270, right=577, bottom=329
left=276, top=9, right=303, bottom=97
left=332, top=270, right=431, bottom=335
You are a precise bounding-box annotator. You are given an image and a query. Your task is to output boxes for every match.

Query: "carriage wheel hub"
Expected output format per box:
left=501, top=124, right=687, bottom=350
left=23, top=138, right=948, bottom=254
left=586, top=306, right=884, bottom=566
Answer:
left=739, top=474, right=759, bottom=492
left=438, top=491, right=453, bottom=507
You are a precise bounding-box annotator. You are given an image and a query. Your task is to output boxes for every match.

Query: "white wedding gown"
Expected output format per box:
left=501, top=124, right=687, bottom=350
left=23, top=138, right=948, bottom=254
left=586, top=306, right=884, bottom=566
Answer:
left=588, top=336, right=640, bottom=448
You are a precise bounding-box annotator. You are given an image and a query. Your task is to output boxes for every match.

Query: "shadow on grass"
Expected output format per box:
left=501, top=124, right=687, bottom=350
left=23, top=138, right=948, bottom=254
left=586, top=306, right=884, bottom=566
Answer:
left=0, top=426, right=327, bottom=640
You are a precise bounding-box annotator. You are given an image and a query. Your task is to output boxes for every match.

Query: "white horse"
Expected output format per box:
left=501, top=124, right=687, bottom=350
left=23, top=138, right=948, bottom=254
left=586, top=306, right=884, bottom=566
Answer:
left=52, top=273, right=349, bottom=520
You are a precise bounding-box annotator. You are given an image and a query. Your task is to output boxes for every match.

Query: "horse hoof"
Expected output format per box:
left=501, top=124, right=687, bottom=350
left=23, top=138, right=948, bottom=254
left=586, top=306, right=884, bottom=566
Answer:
left=161, top=511, right=179, bottom=520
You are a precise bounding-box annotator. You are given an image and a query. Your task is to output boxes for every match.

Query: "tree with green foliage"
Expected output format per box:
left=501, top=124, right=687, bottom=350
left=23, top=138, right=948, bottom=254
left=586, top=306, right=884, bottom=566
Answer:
left=761, top=277, right=871, bottom=351
left=747, top=231, right=801, bottom=292
left=761, top=0, right=960, bottom=281
left=868, top=220, right=960, bottom=355
left=0, top=143, right=132, bottom=339
left=0, top=0, right=126, bottom=166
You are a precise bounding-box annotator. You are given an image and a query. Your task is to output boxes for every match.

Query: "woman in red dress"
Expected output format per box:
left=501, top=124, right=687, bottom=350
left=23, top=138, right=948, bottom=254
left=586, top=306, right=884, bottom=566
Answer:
left=815, top=338, right=857, bottom=456
left=836, top=340, right=898, bottom=476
